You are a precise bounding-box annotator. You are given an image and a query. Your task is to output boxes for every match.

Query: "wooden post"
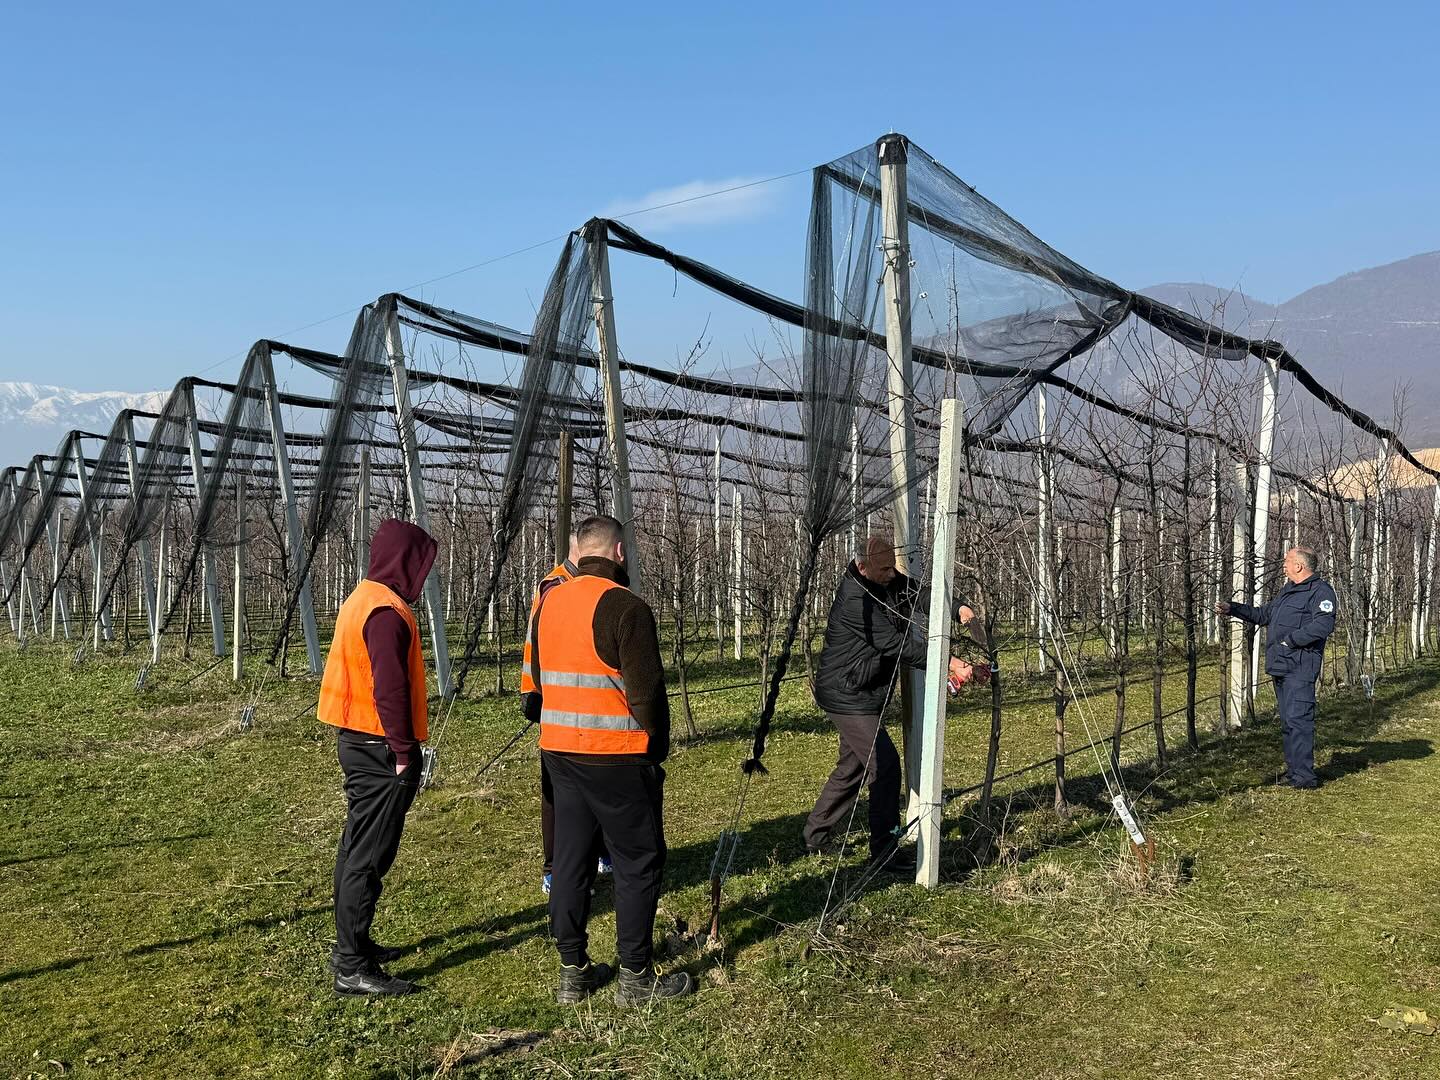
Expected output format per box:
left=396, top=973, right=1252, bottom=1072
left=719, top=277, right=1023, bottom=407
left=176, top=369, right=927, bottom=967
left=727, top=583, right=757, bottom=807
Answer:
left=555, top=431, right=574, bottom=565
left=586, top=221, right=642, bottom=594
left=182, top=384, right=226, bottom=656
left=259, top=353, right=322, bottom=675
left=383, top=302, right=453, bottom=696
left=233, top=473, right=245, bottom=682
left=916, top=399, right=963, bottom=888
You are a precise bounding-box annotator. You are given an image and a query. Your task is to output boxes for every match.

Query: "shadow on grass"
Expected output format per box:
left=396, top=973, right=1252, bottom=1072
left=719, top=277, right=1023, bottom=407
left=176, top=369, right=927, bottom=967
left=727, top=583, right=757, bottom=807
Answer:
left=1, top=904, right=331, bottom=986
left=0, top=830, right=214, bottom=869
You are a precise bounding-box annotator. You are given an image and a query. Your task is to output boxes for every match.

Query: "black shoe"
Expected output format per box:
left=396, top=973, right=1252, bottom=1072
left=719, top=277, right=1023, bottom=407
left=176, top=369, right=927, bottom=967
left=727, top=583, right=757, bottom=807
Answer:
left=334, top=965, right=419, bottom=996
left=556, top=960, right=614, bottom=1005
left=614, top=965, right=696, bottom=1006
left=868, top=846, right=917, bottom=875
left=1288, top=778, right=1319, bottom=790
left=327, top=944, right=411, bottom=975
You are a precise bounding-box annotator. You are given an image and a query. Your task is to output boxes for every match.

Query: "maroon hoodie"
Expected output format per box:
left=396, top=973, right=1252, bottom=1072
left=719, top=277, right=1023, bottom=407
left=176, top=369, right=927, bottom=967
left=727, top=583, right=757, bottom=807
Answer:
left=360, top=519, right=438, bottom=768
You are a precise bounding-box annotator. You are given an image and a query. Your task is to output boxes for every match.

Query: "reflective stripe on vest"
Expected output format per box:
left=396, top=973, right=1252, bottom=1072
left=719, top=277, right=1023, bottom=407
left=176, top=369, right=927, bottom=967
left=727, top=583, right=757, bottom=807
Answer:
left=520, top=562, right=576, bottom=695
left=317, top=578, right=429, bottom=740
left=536, top=575, right=648, bottom=756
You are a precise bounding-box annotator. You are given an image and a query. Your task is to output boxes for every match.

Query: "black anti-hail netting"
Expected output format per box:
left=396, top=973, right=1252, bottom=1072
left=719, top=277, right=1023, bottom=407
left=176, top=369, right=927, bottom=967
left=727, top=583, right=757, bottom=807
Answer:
left=6, top=131, right=1439, bottom=788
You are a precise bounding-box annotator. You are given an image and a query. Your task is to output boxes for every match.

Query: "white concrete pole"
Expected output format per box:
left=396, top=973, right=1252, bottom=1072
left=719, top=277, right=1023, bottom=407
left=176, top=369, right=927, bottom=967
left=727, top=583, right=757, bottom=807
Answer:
left=152, top=490, right=170, bottom=665
left=1207, top=444, right=1221, bottom=644
left=0, top=557, right=18, bottom=634
left=233, top=473, right=245, bottom=682
left=714, top=431, right=723, bottom=657
left=917, top=399, right=964, bottom=888
left=1229, top=460, right=1250, bottom=726
left=258, top=353, right=322, bottom=675
left=1035, top=387, right=1054, bottom=674
left=70, top=440, right=113, bottom=645
left=355, top=446, right=371, bottom=582
left=1109, top=499, right=1123, bottom=654
left=586, top=222, right=642, bottom=594
left=123, top=415, right=160, bottom=644
left=1423, top=480, right=1440, bottom=650
left=383, top=304, right=452, bottom=696
left=1250, top=357, right=1279, bottom=690
left=1410, top=527, right=1423, bottom=659
left=181, top=385, right=225, bottom=656
left=878, top=133, right=925, bottom=823
left=732, top=486, right=743, bottom=660
left=1366, top=441, right=1389, bottom=667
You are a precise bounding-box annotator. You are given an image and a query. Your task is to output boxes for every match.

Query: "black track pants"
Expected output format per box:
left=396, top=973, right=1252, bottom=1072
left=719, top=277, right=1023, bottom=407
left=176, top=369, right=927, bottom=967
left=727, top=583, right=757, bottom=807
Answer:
left=332, top=732, right=420, bottom=974
left=803, top=711, right=901, bottom=857
left=543, top=752, right=665, bottom=970
left=541, top=755, right=608, bottom=873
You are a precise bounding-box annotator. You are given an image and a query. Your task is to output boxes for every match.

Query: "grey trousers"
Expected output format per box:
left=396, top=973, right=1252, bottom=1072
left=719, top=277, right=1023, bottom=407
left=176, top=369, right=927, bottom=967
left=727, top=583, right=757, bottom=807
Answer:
left=803, top=711, right=901, bottom=857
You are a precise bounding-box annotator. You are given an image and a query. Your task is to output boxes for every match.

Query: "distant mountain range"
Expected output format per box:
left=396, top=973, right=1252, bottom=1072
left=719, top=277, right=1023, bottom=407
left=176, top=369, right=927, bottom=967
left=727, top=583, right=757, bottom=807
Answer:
left=0, top=383, right=166, bottom=467
left=1139, top=251, right=1440, bottom=441
left=2, top=250, right=1437, bottom=469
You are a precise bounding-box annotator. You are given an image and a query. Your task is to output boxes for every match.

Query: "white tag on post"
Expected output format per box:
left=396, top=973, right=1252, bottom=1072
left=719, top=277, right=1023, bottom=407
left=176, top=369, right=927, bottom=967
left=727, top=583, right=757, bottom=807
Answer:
left=1111, top=793, right=1146, bottom=846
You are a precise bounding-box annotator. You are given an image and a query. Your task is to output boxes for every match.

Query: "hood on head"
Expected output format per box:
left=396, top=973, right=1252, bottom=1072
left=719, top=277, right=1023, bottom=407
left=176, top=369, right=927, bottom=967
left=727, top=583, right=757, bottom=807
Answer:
left=366, top=518, right=438, bottom=603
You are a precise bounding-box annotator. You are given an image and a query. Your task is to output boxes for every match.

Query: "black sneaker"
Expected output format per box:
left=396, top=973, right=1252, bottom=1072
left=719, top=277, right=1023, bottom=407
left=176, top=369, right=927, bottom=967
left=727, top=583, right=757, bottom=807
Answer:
left=614, top=965, right=696, bottom=1006
left=556, top=960, right=614, bottom=1004
left=334, top=964, right=419, bottom=997
left=327, top=944, right=410, bottom=975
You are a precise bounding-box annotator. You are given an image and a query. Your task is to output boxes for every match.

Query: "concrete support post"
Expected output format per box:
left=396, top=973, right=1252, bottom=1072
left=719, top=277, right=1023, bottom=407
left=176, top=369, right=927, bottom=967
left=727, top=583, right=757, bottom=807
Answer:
left=233, top=473, right=245, bottom=682
left=383, top=301, right=452, bottom=696
left=181, top=385, right=225, bottom=656
left=258, top=353, right=322, bottom=675
left=586, top=222, right=642, bottom=594
left=1250, top=358, right=1279, bottom=691
left=916, top=399, right=963, bottom=888
left=1229, top=460, right=1250, bottom=727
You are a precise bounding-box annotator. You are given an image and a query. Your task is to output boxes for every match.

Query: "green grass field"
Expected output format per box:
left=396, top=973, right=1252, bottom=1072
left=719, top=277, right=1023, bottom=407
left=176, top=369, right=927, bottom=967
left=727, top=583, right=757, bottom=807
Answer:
left=4, top=635, right=1440, bottom=1079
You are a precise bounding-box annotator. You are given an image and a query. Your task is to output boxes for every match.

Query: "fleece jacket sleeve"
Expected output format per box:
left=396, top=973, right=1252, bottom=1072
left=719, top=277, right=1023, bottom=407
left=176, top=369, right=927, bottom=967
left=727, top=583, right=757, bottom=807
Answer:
left=363, top=607, right=418, bottom=768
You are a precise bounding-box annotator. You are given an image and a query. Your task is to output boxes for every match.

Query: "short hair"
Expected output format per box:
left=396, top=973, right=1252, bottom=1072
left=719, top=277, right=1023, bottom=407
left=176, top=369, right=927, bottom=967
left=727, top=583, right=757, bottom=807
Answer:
left=576, top=514, right=623, bottom=552
left=1291, top=546, right=1317, bottom=572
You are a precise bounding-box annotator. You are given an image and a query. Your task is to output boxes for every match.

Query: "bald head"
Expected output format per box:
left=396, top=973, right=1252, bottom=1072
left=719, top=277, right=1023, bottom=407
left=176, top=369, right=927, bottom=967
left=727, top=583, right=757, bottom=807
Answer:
left=856, top=535, right=898, bottom=586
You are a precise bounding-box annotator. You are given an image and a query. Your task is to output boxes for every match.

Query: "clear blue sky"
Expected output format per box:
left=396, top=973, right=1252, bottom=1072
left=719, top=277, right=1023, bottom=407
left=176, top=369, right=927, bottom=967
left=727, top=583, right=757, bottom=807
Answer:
left=2, top=0, right=1436, bottom=392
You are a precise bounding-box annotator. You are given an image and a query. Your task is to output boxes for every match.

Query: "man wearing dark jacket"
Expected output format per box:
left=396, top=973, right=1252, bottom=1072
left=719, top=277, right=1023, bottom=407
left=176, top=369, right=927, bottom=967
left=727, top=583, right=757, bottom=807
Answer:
left=532, top=514, right=694, bottom=1006
left=805, top=536, right=970, bottom=870
left=318, top=518, right=437, bottom=996
left=1217, top=545, right=1337, bottom=789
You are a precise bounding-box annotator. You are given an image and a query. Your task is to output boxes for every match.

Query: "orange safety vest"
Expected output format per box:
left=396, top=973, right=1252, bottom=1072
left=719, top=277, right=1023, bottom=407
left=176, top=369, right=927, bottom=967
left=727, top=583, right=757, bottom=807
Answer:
left=535, top=575, right=648, bottom=756
left=520, top=560, right=577, bottom=695
left=318, top=578, right=429, bottom=741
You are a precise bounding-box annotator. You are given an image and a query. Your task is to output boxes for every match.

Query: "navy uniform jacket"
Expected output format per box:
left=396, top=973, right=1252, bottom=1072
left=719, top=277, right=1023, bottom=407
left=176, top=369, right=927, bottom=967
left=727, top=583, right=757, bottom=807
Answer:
left=1230, top=575, right=1338, bottom=682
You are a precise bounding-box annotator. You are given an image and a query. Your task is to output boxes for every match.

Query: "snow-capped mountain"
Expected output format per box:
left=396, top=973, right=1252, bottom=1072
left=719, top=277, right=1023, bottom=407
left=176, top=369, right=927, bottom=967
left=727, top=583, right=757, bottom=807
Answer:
left=0, top=382, right=166, bottom=466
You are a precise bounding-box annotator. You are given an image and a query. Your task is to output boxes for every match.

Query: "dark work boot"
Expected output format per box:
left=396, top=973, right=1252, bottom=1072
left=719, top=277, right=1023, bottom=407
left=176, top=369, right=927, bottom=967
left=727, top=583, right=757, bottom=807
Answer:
left=614, top=965, right=696, bottom=1006
left=334, top=964, right=419, bottom=997
left=868, top=844, right=916, bottom=875
left=556, top=960, right=615, bottom=1004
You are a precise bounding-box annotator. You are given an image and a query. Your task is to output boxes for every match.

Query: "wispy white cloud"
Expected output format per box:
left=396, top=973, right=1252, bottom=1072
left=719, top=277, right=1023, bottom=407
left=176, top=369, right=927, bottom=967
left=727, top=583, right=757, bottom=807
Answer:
left=602, top=176, right=780, bottom=232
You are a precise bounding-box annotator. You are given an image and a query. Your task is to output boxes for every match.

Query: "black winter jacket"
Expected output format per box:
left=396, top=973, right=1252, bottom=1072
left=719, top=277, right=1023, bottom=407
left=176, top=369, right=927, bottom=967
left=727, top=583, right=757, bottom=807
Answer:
left=813, top=562, right=929, bottom=716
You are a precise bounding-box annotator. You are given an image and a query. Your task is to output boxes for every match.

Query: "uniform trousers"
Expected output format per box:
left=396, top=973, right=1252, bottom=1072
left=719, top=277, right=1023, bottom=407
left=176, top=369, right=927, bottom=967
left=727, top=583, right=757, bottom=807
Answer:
left=1273, top=674, right=1319, bottom=786
left=543, top=751, right=665, bottom=971
left=332, top=732, right=420, bottom=974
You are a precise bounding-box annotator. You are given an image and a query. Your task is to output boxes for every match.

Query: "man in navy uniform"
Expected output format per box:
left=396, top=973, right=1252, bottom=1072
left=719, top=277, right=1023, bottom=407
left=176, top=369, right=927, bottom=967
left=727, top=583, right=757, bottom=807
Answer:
left=1216, top=546, right=1337, bottom=789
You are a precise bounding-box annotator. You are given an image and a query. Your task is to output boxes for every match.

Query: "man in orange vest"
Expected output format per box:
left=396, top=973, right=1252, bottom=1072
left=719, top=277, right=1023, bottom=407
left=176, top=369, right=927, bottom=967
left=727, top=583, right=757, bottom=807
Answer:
left=533, top=514, right=695, bottom=1005
left=521, top=530, right=612, bottom=896
left=318, top=518, right=437, bottom=996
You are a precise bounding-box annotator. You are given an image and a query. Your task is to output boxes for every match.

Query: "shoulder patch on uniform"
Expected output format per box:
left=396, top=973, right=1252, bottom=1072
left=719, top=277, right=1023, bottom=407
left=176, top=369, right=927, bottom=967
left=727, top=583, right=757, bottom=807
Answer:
left=1319, top=599, right=1334, bottom=613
